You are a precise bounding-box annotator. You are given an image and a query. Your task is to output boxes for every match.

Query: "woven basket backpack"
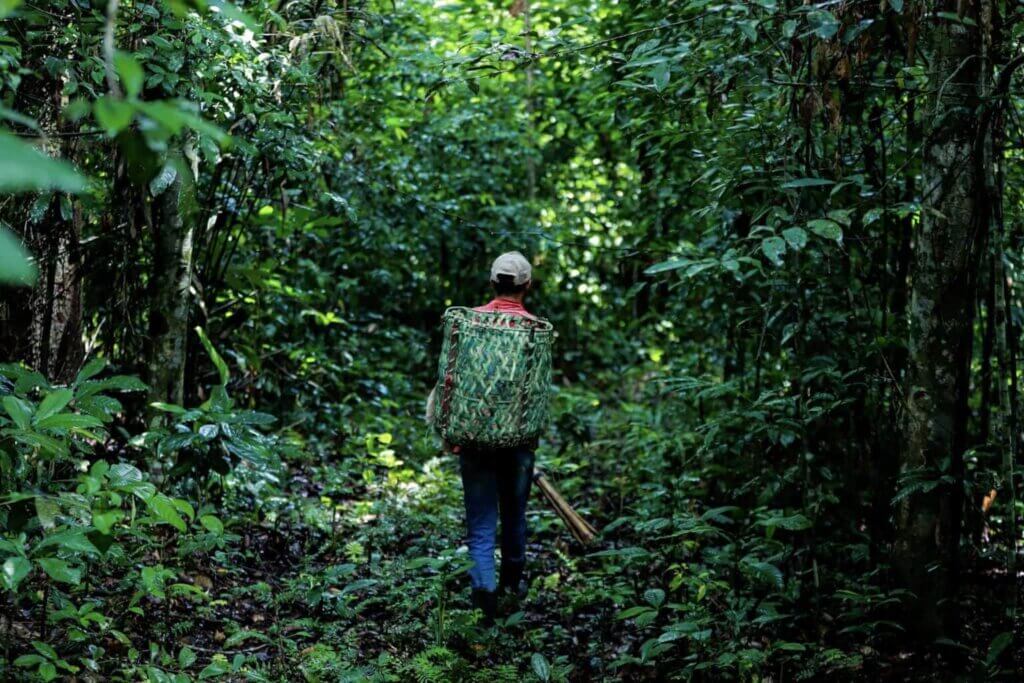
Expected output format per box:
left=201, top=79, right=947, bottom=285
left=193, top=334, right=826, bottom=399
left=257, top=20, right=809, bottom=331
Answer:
left=433, top=306, right=553, bottom=449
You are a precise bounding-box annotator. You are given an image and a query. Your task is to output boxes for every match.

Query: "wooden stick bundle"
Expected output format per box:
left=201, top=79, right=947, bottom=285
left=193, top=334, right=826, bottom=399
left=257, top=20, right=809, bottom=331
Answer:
left=533, top=472, right=598, bottom=545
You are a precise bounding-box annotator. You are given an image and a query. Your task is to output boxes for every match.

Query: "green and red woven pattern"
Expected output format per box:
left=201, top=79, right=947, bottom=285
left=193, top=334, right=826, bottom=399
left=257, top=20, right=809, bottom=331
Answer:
left=434, top=307, right=553, bottom=449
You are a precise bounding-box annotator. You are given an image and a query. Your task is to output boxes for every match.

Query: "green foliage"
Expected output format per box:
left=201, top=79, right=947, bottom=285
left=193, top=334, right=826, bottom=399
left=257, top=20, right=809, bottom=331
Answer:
left=0, top=225, right=37, bottom=286
left=0, top=362, right=210, bottom=679
left=1, top=0, right=1022, bottom=680
left=0, top=132, right=85, bottom=193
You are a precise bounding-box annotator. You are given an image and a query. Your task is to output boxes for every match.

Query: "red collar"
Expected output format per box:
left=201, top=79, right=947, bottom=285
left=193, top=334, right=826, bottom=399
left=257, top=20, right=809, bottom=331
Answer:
left=475, top=298, right=531, bottom=316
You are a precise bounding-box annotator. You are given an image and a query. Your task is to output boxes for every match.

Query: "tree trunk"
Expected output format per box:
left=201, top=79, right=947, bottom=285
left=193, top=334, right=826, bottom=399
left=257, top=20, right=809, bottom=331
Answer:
left=0, top=74, right=84, bottom=382
left=894, top=5, right=985, bottom=638
left=146, top=154, right=195, bottom=408
left=0, top=201, right=80, bottom=380
left=28, top=198, right=84, bottom=384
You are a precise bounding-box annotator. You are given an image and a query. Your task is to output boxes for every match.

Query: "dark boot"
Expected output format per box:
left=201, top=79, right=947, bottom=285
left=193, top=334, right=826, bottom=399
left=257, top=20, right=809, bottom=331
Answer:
left=498, top=560, right=527, bottom=605
left=470, top=589, right=497, bottom=626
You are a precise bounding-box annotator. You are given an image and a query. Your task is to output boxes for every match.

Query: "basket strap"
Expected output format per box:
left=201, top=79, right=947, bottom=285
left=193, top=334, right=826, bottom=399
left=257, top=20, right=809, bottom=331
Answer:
left=439, top=320, right=460, bottom=434
left=518, top=329, right=536, bottom=436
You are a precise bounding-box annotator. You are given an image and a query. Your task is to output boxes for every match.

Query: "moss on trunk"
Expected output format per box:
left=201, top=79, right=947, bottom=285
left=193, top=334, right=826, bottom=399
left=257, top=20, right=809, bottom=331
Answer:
left=146, top=154, right=195, bottom=409
left=895, top=7, right=987, bottom=638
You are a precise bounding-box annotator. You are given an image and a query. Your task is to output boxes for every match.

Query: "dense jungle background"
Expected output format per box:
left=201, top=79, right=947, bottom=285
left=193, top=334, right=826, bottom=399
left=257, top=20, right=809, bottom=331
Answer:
left=1, top=0, right=1022, bottom=680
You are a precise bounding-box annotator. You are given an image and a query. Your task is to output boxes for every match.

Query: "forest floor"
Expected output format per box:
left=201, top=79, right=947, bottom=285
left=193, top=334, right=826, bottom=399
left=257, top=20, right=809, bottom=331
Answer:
left=4, top=375, right=1020, bottom=681
left=44, top=378, right=1011, bottom=682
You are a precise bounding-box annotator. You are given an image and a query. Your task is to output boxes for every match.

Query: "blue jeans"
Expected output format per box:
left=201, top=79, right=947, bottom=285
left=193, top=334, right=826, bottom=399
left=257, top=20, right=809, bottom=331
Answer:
left=459, top=447, right=535, bottom=591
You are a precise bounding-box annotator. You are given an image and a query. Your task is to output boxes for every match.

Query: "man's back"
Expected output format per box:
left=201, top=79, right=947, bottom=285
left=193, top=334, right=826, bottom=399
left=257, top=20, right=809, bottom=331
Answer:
left=473, top=297, right=534, bottom=317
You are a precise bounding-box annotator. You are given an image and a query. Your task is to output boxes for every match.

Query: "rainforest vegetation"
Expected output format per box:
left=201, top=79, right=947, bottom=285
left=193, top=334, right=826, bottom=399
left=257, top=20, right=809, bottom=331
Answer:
left=1, top=0, right=1022, bottom=680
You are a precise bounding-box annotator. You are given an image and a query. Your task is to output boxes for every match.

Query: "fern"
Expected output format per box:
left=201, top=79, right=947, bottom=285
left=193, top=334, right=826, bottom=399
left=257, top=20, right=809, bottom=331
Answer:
left=170, top=619, right=195, bottom=638
left=471, top=664, right=521, bottom=683
left=405, top=646, right=466, bottom=683
left=891, top=467, right=954, bottom=505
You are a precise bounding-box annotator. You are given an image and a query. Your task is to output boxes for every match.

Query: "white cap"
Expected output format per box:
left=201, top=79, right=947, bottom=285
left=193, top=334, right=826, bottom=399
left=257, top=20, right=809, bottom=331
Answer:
left=490, top=251, right=532, bottom=285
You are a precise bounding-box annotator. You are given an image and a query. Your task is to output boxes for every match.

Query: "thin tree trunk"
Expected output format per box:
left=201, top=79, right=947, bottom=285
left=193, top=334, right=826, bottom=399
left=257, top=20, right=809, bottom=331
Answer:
left=895, top=3, right=985, bottom=638
left=979, top=256, right=996, bottom=446
left=520, top=0, right=536, bottom=201
left=33, top=197, right=84, bottom=384
left=994, top=214, right=1019, bottom=616
left=987, top=32, right=1019, bottom=617
left=146, top=154, right=195, bottom=408
left=871, top=89, right=919, bottom=563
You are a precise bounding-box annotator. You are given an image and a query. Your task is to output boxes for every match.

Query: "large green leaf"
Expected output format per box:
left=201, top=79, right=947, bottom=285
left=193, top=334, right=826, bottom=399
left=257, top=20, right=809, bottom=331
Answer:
left=93, top=96, right=135, bottom=137
left=114, top=51, right=144, bottom=98
left=74, top=357, right=108, bottom=384
left=531, top=653, right=550, bottom=682
left=33, top=528, right=99, bottom=555
left=782, top=227, right=808, bottom=250
left=807, top=10, right=840, bottom=39
left=35, top=413, right=105, bottom=430
left=0, top=225, right=37, bottom=286
left=761, top=236, right=786, bottom=266
left=806, top=218, right=843, bottom=242
left=986, top=631, right=1012, bottom=666
left=195, top=326, right=230, bottom=385
left=35, top=557, right=82, bottom=585
left=35, top=389, right=73, bottom=422
left=780, top=177, right=833, bottom=189
left=758, top=512, right=813, bottom=531
left=1, top=556, right=31, bottom=592
left=92, top=509, right=124, bottom=535
left=150, top=401, right=187, bottom=414
left=136, top=101, right=229, bottom=146
left=10, top=431, right=67, bottom=458
left=34, top=497, right=58, bottom=529
left=107, top=463, right=144, bottom=487
left=208, top=0, right=259, bottom=30
left=0, top=364, right=49, bottom=393
left=644, top=587, right=666, bottom=607
left=650, top=62, right=670, bottom=92
left=179, top=646, right=197, bottom=668
left=0, top=0, right=24, bottom=20
left=148, top=494, right=186, bottom=532
left=0, top=104, right=37, bottom=130
left=643, top=258, right=691, bottom=275
left=3, top=395, right=33, bottom=428
left=171, top=497, right=195, bottom=521
left=745, top=560, right=784, bottom=589
left=198, top=658, right=230, bottom=680
left=77, top=375, right=148, bottom=398
left=199, top=514, right=224, bottom=535
left=0, top=132, right=86, bottom=193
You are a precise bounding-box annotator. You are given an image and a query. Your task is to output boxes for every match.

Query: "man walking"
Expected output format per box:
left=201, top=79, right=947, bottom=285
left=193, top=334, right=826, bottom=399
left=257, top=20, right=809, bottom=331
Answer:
left=450, top=251, right=539, bottom=623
